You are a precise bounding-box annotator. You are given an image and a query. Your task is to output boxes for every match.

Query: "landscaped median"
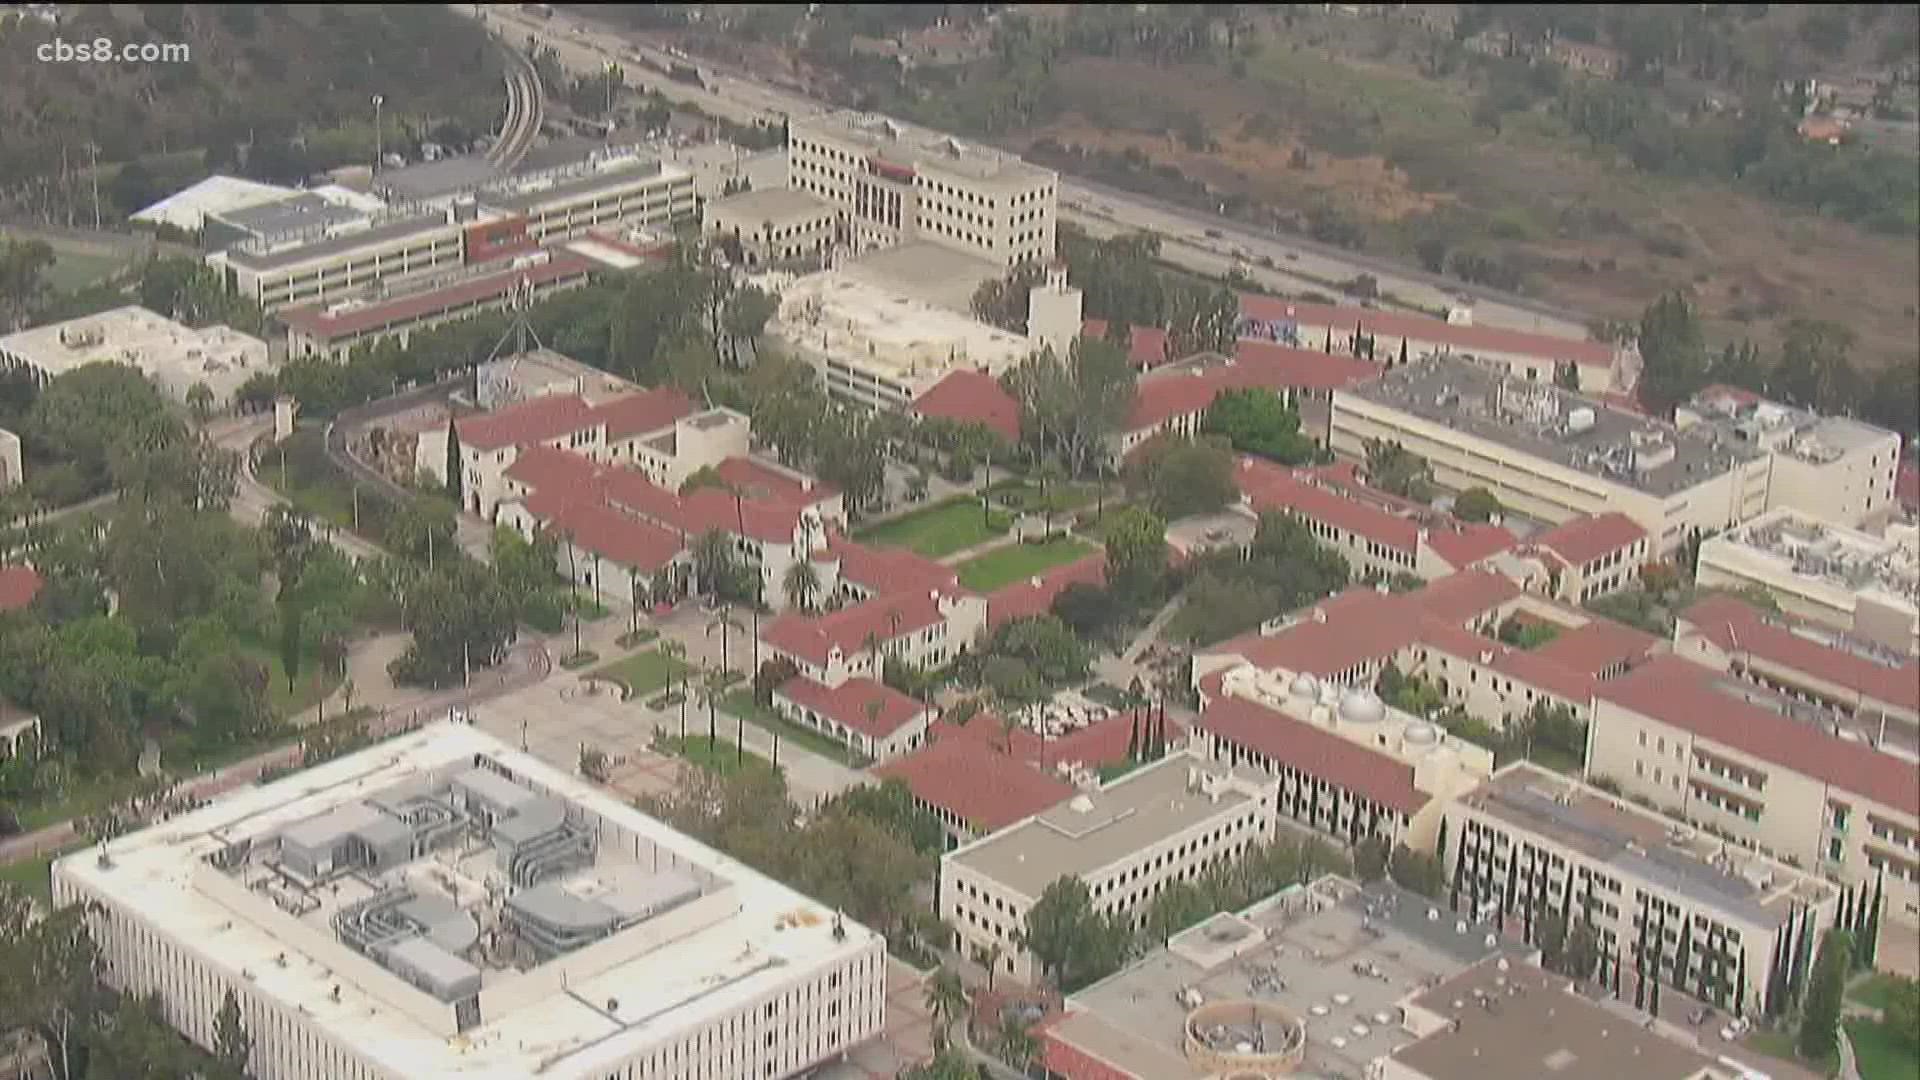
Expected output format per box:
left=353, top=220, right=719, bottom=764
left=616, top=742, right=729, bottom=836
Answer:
left=587, top=649, right=692, bottom=701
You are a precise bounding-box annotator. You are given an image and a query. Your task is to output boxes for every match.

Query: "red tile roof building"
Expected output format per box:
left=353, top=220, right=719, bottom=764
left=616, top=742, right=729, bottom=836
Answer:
left=760, top=588, right=988, bottom=688
left=278, top=250, right=596, bottom=361
left=1237, top=293, right=1635, bottom=395
left=874, top=728, right=1076, bottom=844
left=1080, top=319, right=1170, bottom=369
left=772, top=676, right=931, bottom=762
left=1234, top=457, right=1516, bottom=582
left=1674, top=594, right=1918, bottom=726
left=911, top=370, right=1022, bottom=443
left=0, top=566, right=43, bottom=612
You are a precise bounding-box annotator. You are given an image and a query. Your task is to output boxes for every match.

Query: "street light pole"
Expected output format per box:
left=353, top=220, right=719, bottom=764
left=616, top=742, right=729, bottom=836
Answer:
left=371, top=94, right=385, bottom=177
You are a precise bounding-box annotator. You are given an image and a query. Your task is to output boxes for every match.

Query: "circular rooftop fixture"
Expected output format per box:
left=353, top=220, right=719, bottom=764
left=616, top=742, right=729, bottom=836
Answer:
left=1339, top=689, right=1386, bottom=725
left=1404, top=722, right=1440, bottom=746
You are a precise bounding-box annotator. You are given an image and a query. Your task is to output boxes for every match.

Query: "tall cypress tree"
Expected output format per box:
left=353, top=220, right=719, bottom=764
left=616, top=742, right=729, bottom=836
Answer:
left=1449, top=838, right=1465, bottom=912
left=1862, top=871, right=1885, bottom=969
left=1734, top=949, right=1747, bottom=1017
left=445, top=415, right=464, bottom=507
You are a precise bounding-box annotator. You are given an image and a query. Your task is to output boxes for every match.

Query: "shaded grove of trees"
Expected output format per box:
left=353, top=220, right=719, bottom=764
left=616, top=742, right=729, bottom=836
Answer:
left=1633, top=289, right=1920, bottom=436
left=1170, top=511, right=1352, bottom=645
left=1024, top=833, right=1352, bottom=993
left=645, top=767, right=951, bottom=963
left=0, top=888, right=251, bottom=1080
left=0, top=5, right=505, bottom=192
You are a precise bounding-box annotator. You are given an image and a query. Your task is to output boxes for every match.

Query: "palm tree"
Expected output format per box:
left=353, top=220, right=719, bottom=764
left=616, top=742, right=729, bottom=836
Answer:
left=783, top=560, right=820, bottom=612
left=995, top=1018, right=1039, bottom=1074
left=706, top=605, right=742, bottom=677
left=923, top=967, right=968, bottom=1053
left=661, top=639, right=690, bottom=740
left=696, top=663, right=723, bottom=751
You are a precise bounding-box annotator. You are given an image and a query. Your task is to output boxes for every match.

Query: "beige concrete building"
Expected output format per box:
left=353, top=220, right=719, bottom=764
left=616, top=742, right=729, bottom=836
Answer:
left=1240, top=293, right=1641, bottom=396
left=0, top=305, right=274, bottom=409
left=1585, top=655, right=1920, bottom=934
left=702, top=187, right=840, bottom=268
left=1194, top=664, right=1495, bottom=854
left=1676, top=384, right=1902, bottom=529
left=1447, top=762, right=1841, bottom=1020
left=940, top=752, right=1278, bottom=984
left=1381, top=955, right=1733, bottom=1080
left=212, top=208, right=470, bottom=313
left=51, top=722, right=887, bottom=1080
left=1695, top=509, right=1918, bottom=656
left=788, top=111, right=1056, bottom=268
left=762, top=268, right=1035, bottom=411
left=1330, top=358, right=1771, bottom=557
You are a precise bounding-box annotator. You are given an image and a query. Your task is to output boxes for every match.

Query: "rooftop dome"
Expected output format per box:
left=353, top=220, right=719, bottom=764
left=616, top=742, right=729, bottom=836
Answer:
left=1289, top=673, right=1319, bottom=699
left=1404, top=722, right=1440, bottom=746
left=1339, top=689, right=1386, bottom=725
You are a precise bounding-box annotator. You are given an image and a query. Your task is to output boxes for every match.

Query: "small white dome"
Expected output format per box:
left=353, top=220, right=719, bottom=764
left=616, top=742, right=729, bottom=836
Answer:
left=1339, top=689, right=1386, bottom=725
left=1289, top=673, right=1319, bottom=698
left=1404, top=722, right=1440, bottom=746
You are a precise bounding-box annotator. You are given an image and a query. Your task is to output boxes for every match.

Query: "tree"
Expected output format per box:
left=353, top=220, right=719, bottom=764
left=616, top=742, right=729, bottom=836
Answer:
left=1363, top=439, right=1434, bottom=501
left=1201, top=388, right=1319, bottom=464
left=1002, top=337, right=1136, bottom=478
left=1453, top=487, right=1503, bottom=523
left=1102, top=505, right=1168, bottom=600
left=186, top=381, right=217, bottom=425
left=1051, top=583, right=1126, bottom=646
left=783, top=560, right=820, bottom=612
left=1388, top=845, right=1446, bottom=898
left=1884, top=976, right=1920, bottom=1052
left=1126, top=435, right=1236, bottom=519
left=1635, top=291, right=1705, bottom=417
left=1796, top=929, right=1851, bottom=1062
left=923, top=967, right=967, bottom=1052
left=278, top=602, right=304, bottom=695
left=970, top=260, right=1043, bottom=333
left=753, top=656, right=801, bottom=707
left=994, top=1017, right=1040, bottom=1073
left=1771, top=319, right=1856, bottom=413
left=0, top=239, right=54, bottom=324
left=1019, top=876, right=1130, bottom=992
left=445, top=416, right=464, bottom=507
left=214, top=987, right=252, bottom=1077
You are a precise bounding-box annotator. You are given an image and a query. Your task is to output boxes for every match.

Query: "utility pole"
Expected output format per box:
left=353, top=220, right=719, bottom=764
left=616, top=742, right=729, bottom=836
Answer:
left=372, top=94, right=386, bottom=177
left=87, top=142, right=101, bottom=231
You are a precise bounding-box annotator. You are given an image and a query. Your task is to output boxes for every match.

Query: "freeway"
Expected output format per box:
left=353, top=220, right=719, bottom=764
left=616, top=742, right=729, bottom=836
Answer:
left=464, top=4, right=1594, bottom=340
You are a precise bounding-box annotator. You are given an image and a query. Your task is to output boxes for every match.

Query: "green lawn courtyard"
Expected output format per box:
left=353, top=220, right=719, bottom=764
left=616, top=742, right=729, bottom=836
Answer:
left=589, top=649, right=692, bottom=699
left=855, top=496, right=1010, bottom=558
left=957, top=537, right=1096, bottom=592
left=720, top=690, right=861, bottom=766
left=652, top=734, right=772, bottom=777
left=1846, top=1017, right=1918, bottom=1080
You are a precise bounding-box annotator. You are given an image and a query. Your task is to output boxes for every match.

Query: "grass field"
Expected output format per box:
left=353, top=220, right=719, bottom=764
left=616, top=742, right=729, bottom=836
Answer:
left=988, top=480, right=1105, bottom=516
left=1746, top=1029, right=1837, bottom=1078
left=0, top=226, right=135, bottom=293
left=720, top=689, right=860, bottom=766
left=1847, top=1017, right=1918, bottom=1080
left=957, top=537, right=1096, bottom=592
left=0, top=847, right=74, bottom=904
left=1848, top=973, right=1906, bottom=1012
left=653, top=734, right=773, bottom=777
left=589, top=650, right=691, bottom=699
left=855, top=496, right=1010, bottom=558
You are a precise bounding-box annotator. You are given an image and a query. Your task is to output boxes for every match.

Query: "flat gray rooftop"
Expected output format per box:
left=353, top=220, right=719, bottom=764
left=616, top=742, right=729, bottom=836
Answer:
left=1348, top=357, right=1764, bottom=496
left=1468, top=764, right=1801, bottom=928
left=214, top=192, right=367, bottom=237
left=1392, top=955, right=1718, bottom=1080
left=1062, top=878, right=1526, bottom=1079
left=948, top=755, right=1269, bottom=898
left=377, top=156, right=503, bottom=203
left=484, top=159, right=670, bottom=213
left=225, top=212, right=453, bottom=271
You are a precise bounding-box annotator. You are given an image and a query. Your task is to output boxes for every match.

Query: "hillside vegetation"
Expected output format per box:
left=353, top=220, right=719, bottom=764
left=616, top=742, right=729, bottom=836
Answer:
left=0, top=5, right=506, bottom=208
